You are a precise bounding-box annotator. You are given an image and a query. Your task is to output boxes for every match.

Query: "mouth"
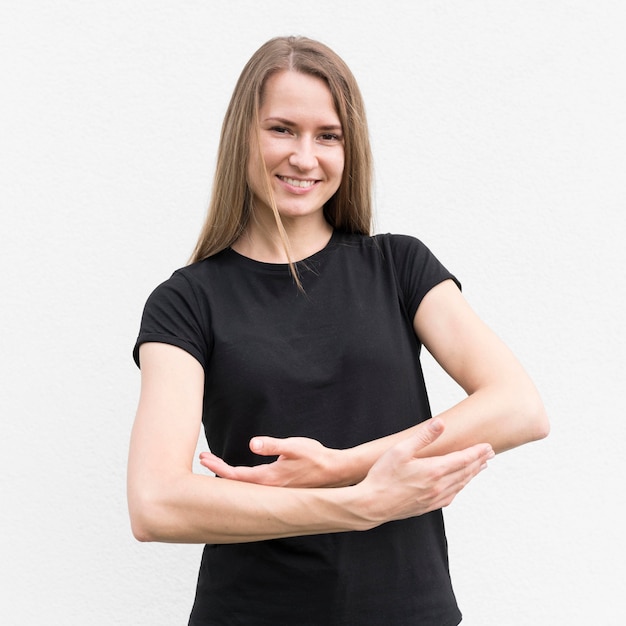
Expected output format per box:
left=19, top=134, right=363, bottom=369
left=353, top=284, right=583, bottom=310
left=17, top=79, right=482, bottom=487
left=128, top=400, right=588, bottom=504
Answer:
left=277, top=175, right=318, bottom=189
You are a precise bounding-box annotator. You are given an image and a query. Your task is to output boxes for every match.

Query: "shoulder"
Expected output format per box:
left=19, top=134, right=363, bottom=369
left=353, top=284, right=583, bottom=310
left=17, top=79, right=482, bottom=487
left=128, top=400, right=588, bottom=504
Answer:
left=146, top=250, right=232, bottom=300
left=330, top=231, right=440, bottom=273
left=369, top=232, right=460, bottom=319
left=331, top=231, right=423, bottom=255
left=372, top=233, right=431, bottom=257
left=134, top=258, right=227, bottom=370
left=139, top=253, right=234, bottom=337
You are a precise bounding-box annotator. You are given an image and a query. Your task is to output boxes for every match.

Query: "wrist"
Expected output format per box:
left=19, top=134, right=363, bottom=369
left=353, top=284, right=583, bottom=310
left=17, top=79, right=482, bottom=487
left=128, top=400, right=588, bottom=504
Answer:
left=339, top=443, right=375, bottom=486
left=327, top=446, right=366, bottom=487
left=309, top=483, right=377, bottom=533
left=337, top=481, right=385, bottom=531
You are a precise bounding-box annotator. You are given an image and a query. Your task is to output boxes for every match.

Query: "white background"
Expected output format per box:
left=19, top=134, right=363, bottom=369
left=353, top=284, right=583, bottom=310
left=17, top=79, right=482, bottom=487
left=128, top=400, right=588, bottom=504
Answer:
left=1, top=1, right=625, bottom=624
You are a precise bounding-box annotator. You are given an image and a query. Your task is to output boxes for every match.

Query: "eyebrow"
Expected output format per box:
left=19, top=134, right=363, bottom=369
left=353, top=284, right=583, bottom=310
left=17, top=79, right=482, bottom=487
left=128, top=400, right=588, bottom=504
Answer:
left=262, top=116, right=342, bottom=131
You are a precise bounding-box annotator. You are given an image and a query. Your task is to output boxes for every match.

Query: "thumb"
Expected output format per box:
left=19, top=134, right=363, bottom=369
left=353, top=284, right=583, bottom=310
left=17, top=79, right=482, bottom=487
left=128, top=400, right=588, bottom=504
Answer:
left=249, top=436, right=284, bottom=457
left=412, top=418, right=445, bottom=451
left=385, top=418, right=445, bottom=463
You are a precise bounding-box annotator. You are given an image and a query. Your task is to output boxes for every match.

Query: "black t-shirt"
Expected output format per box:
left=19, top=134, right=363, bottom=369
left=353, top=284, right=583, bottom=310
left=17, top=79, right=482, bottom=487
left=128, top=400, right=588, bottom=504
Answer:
left=134, top=231, right=463, bottom=626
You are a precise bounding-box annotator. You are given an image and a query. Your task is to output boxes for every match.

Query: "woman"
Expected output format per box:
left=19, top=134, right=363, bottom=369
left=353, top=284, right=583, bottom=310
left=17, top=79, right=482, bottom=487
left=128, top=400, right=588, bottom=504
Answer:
left=128, top=36, right=549, bottom=625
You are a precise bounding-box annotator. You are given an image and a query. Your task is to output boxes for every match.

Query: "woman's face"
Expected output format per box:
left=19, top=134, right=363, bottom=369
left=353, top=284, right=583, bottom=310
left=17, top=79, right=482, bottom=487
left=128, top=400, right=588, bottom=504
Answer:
left=247, top=70, right=345, bottom=225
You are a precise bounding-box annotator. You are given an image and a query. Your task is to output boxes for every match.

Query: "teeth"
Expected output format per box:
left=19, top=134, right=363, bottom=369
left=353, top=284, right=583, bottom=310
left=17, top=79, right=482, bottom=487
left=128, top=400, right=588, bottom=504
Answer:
left=280, top=176, right=316, bottom=188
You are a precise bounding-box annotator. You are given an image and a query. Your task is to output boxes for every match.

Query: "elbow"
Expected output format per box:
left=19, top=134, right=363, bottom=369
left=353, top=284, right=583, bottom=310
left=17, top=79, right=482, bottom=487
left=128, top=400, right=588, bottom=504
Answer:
left=530, top=405, right=550, bottom=442
left=130, top=512, right=158, bottom=543
left=131, top=525, right=153, bottom=543
left=128, top=487, right=173, bottom=543
left=493, top=383, right=550, bottom=452
left=521, top=390, right=550, bottom=443
left=128, top=500, right=160, bottom=543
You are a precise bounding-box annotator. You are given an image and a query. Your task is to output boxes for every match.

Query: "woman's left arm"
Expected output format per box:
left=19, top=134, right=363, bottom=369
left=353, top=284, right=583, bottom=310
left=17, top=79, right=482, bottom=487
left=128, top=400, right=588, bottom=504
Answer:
left=406, top=278, right=550, bottom=456
left=200, top=279, right=549, bottom=486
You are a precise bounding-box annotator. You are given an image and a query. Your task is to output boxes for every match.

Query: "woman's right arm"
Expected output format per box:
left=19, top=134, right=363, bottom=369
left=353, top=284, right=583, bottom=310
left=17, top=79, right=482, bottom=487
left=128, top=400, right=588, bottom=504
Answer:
left=127, top=342, right=494, bottom=544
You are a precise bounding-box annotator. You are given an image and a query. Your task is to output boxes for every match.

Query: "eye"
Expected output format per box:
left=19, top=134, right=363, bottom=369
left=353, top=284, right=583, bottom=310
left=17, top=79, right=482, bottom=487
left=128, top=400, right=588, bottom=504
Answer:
left=269, top=126, right=292, bottom=135
left=319, top=132, right=343, bottom=143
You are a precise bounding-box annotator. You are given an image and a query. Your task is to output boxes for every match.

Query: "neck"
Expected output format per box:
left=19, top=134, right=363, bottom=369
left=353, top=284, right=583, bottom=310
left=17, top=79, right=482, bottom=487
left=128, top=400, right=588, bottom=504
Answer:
left=232, top=212, right=333, bottom=263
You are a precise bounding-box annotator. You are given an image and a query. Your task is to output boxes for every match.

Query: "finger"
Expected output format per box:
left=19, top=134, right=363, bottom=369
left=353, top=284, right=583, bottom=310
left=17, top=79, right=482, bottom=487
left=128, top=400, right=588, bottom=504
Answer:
left=199, top=452, right=237, bottom=477
left=249, top=436, right=287, bottom=457
left=415, top=445, right=493, bottom=510
left=441, top=449, right=494, bottom=507
left=390, top=418, right=446, bottom=461
left=450, top=443, right=494, bottom=473
left=199, top=454, right=272, bottom=484
left=432, top=444, right=494, bottom=493
left=413, top=418, right=445, bottom=449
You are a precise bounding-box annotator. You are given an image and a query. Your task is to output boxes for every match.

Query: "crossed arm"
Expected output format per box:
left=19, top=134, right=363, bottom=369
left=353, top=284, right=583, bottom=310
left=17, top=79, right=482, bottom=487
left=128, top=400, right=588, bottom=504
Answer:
left=127, top=280, right=549, bottom=544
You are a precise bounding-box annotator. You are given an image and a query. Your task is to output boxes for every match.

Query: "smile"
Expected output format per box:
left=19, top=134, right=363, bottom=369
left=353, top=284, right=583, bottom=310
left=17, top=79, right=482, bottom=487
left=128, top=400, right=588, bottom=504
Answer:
left=278, top=176, right=317, bottom=188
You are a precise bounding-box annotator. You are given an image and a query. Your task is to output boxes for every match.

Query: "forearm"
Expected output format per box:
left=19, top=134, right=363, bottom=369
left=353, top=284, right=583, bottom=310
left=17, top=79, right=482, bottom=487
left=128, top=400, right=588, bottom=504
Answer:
left=341, top=380, right=548, bottom=486
left=420, top=381, right=549, bottom=457
left=130, top=344, right=497, bottom=544
left=129, top=471, right=372, bottom=544
left=129, top=419, right=496, bottom=545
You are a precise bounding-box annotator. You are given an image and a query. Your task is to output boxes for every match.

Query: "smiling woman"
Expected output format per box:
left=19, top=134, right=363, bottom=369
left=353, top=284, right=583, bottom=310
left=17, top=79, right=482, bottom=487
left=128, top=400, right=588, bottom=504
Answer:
left=128, top=35, right=549, bottom=626
left=188, top=36, right=372, bottom=272
left=242, top=70, right=345, bottom=261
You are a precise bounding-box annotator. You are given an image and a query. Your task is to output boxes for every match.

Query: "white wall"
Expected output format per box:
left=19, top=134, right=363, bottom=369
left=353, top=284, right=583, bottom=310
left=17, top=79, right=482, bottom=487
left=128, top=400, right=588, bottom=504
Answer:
left=2, top=1, right=624, bottom=624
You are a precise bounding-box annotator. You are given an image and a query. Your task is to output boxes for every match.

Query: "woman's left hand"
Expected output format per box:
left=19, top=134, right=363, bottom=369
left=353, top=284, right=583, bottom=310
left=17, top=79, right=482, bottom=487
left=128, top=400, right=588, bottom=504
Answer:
left=199, top=437, right=348, bottom=488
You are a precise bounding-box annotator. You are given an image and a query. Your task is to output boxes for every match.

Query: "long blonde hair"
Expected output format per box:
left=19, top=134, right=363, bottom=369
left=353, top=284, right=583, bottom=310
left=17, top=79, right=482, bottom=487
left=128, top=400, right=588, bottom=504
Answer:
left=190, top=36, right=373, bottom=266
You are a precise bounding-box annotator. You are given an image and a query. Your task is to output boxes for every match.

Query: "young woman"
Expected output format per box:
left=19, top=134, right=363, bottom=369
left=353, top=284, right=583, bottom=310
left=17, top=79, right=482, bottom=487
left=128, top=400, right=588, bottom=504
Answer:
left=128, top=36, right=549, bottom=625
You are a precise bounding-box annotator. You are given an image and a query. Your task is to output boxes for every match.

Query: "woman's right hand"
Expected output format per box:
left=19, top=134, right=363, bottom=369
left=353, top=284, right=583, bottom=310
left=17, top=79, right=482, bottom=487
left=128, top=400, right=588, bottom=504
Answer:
left=352, top=418, right=494, bottom=526
left=199, top=436, right=346, bottom=488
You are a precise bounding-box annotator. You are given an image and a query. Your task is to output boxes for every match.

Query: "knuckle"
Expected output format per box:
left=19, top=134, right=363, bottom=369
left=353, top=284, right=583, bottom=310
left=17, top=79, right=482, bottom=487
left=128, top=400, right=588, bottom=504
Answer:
left=428, top=485, right=442, bottom=500
left=427, top=466, right=445, bottom=483
left=441, top=494, right=455, bottom=508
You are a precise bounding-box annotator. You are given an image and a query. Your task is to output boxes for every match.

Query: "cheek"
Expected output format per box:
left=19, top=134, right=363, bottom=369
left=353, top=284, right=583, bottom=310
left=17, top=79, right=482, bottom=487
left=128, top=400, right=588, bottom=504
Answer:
left=257, top=140, right=281, bottom=170
left=246, top=143, right=278, bottom=201
left=246, top=156, right=266, bottom=201
left=246, top=133, right=271, bottom=186
left=247, top=141, right=268, bottom=182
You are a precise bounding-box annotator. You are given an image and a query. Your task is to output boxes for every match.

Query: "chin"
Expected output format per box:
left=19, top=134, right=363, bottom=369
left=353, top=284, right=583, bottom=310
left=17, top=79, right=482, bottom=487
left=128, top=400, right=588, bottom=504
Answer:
left=276, top=205, right=324, bottom=220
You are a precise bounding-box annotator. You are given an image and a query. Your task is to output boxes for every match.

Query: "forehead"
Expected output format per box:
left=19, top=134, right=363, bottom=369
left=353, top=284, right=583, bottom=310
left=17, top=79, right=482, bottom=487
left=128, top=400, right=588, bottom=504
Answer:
left=259, top=70, right=340, bottom=122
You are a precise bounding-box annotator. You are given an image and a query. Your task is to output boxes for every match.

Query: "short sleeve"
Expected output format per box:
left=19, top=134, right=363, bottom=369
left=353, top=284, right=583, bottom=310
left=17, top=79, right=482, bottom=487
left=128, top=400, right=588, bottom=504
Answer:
left=381, top=234, right=461, bottom=321
left=132, top=269, right=211, bottom=369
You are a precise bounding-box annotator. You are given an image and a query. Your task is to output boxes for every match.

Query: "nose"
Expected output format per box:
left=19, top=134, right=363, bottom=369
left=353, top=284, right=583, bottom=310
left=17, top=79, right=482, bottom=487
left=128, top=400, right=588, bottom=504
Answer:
left=288, top=137, right=318, bottom=171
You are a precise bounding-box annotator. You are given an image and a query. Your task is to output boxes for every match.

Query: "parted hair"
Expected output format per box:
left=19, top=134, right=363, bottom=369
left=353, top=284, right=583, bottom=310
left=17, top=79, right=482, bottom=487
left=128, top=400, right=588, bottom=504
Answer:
left=190, top=36, right=373, bottom=264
